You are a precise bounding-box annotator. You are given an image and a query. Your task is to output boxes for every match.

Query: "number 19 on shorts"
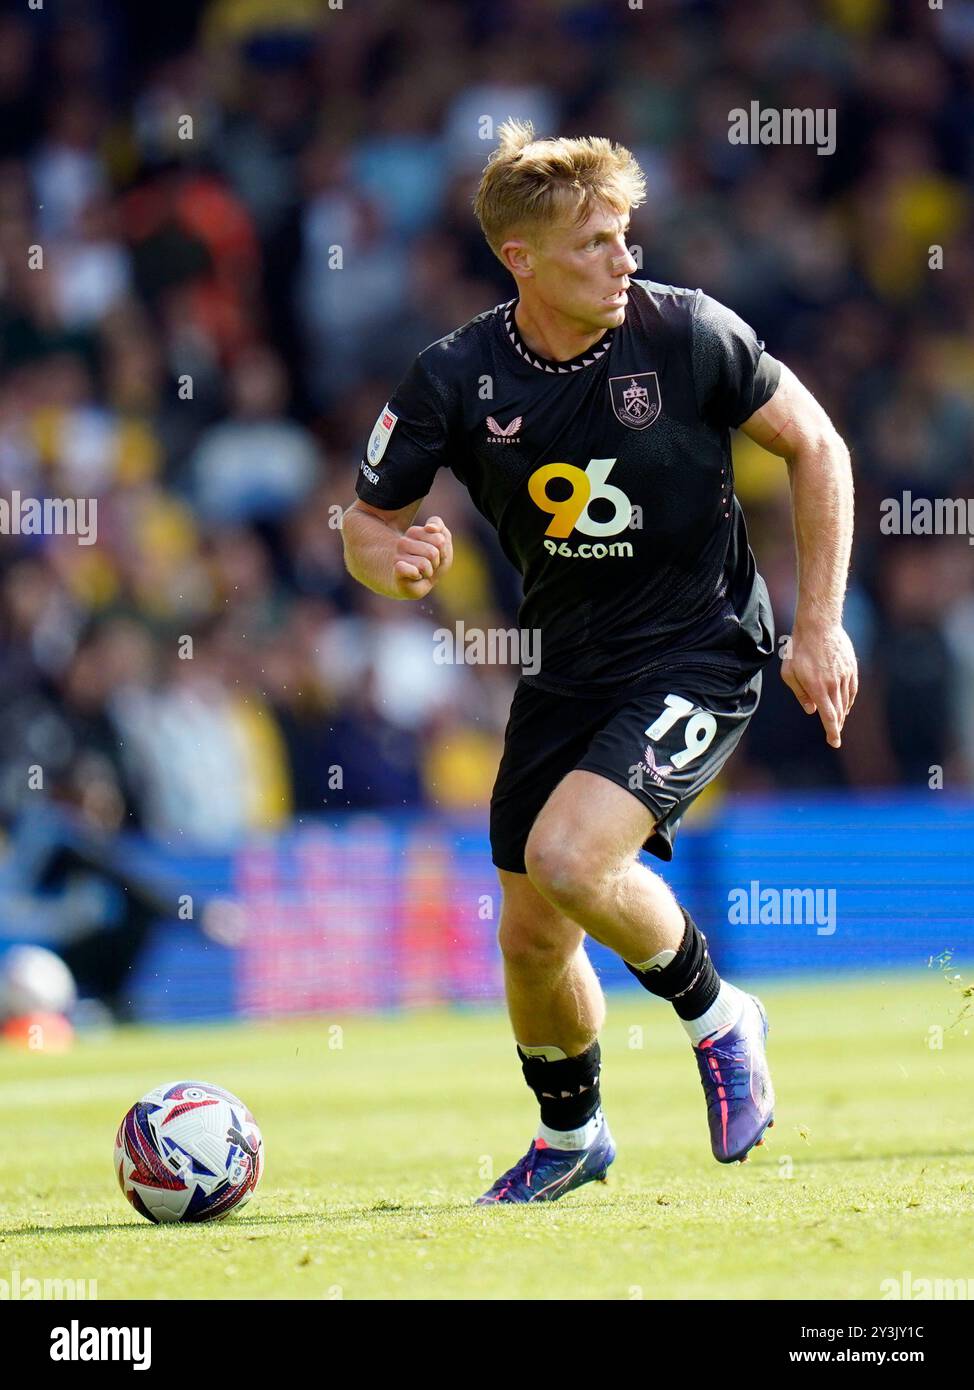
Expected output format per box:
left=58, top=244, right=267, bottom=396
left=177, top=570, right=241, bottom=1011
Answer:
left=645, top=694, right=718, bottom=769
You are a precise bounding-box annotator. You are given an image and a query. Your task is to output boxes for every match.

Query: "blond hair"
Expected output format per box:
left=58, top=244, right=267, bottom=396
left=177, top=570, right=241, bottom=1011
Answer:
left=473, top=119, right=646, bottom=261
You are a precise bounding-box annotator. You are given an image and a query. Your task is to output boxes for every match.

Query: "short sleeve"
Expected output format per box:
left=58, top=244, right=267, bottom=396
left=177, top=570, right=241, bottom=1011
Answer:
left=690, top=290, right=781, bottom=429
left=355, top=354, right=451, bottom=509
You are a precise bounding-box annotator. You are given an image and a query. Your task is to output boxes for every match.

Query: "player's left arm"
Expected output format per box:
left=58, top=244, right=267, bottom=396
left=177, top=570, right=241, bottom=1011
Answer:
left=738, top=362, right=858, bottom=749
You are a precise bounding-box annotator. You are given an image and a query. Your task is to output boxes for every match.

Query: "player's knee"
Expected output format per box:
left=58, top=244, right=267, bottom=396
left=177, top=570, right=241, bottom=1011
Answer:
left=497, top=917, right=572, bottom=973
left=523, top=832, right=598, bottom=917
left=497, top=910, right=578, bottom=968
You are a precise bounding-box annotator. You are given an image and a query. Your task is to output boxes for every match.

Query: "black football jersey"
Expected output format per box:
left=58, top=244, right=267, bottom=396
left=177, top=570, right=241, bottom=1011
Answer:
left=354, top=279, right=781, bottom=697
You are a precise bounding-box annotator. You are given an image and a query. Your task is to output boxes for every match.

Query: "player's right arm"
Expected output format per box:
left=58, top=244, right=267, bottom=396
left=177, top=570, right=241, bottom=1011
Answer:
left=341, top=499, right=453, bottom=601
left=342, top=353, right=456, bottom=600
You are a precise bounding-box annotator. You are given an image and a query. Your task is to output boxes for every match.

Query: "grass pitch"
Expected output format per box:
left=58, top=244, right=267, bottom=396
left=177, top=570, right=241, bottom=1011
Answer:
left=1, top=973, right=972, bottom=1300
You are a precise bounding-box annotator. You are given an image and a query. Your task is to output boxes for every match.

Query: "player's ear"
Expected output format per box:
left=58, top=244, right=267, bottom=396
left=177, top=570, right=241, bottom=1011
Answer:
left=500, top=237, right=534, bottom=280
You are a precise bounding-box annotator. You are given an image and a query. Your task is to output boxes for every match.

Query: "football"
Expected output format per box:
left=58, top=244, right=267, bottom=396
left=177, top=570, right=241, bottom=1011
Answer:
left=114, top=1081, right=264, bottom=1224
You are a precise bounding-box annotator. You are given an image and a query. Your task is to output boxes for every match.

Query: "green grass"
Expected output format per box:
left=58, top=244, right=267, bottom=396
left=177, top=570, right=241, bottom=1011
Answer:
left=1, top=974, right=973, bottom=1300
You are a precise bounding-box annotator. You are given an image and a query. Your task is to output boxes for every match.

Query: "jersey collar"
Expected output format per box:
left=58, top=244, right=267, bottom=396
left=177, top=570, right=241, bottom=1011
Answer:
left=501, top=299, right=616, bottom=374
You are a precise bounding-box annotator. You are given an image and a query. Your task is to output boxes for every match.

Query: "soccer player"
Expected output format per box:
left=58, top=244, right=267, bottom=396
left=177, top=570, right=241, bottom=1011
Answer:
left=342, top=120, right=857, bottom=1202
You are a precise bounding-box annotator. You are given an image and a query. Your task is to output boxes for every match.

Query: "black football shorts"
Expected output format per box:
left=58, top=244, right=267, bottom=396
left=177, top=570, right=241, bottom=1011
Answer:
left=489, top=662, right=763, bottom=873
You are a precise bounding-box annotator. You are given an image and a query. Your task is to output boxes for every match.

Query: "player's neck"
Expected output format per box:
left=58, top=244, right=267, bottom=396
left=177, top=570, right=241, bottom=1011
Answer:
left=513, top=297, right=609, bottom=364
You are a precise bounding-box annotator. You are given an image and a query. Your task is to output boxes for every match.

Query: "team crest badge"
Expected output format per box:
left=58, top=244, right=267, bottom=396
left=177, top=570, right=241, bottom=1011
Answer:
left=609, top=372, right=661, bottom=431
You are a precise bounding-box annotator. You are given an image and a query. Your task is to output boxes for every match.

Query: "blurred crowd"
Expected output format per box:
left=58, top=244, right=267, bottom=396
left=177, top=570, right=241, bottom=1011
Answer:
left=1, top=0, right=974, bottom=853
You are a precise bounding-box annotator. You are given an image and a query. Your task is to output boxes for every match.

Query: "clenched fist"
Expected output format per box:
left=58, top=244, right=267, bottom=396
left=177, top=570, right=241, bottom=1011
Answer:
left=393, top=516, right=454, bottom=599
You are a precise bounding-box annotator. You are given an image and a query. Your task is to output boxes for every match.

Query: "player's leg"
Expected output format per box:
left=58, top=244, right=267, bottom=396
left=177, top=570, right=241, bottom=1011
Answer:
left=497, top=866, right=603, bottom=1057
left=475, top=869, right=616, bottom=1204
left=526, top=770, right=751, bottom=1057
left=522, top=669, right=774, bottom=1164
left=524, top=769, right=685, bottom=964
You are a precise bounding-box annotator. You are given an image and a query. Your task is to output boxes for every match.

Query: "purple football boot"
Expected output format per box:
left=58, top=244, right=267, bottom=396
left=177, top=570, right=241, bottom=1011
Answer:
left=475, top=1111, right=616, bottom=1204
left=693, top=994, right=775, bottom=1164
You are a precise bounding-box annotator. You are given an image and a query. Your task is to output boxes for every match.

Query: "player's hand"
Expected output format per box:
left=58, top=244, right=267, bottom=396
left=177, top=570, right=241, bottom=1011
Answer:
left=781, top=622, right=858, bottom=749
left=392, top=516, right=454, bottom=599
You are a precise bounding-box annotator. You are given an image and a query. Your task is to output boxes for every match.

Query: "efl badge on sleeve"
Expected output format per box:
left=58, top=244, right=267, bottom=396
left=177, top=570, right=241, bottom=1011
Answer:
left=367, top=405, right=399, bottom=466
left=609, top=372, right=661, bottom=431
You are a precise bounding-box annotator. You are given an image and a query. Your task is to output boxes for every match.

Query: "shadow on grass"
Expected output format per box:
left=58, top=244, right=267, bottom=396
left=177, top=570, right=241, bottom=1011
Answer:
left=0, top=1201, right=484, bottom=1239
left=5, top=1149, right=970, bottom=1240
left=25, top=1144, right=966, bottom=1239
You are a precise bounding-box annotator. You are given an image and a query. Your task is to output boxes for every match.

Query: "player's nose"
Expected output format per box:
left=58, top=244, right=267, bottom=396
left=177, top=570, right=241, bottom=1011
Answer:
left=611, top=243, right=637, bottom=276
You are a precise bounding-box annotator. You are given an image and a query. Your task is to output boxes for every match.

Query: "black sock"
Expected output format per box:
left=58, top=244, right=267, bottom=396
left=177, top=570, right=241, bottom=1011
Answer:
left=624, top=908, right=720, bottom=1021
left=517, top=1040, right=602, bottom=1131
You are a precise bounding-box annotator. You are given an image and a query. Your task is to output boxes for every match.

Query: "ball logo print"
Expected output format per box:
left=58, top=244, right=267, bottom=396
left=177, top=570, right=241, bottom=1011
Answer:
left=114, top=1080, right=264, bottom=1223
left=528, top=457, right=632, bottom=538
